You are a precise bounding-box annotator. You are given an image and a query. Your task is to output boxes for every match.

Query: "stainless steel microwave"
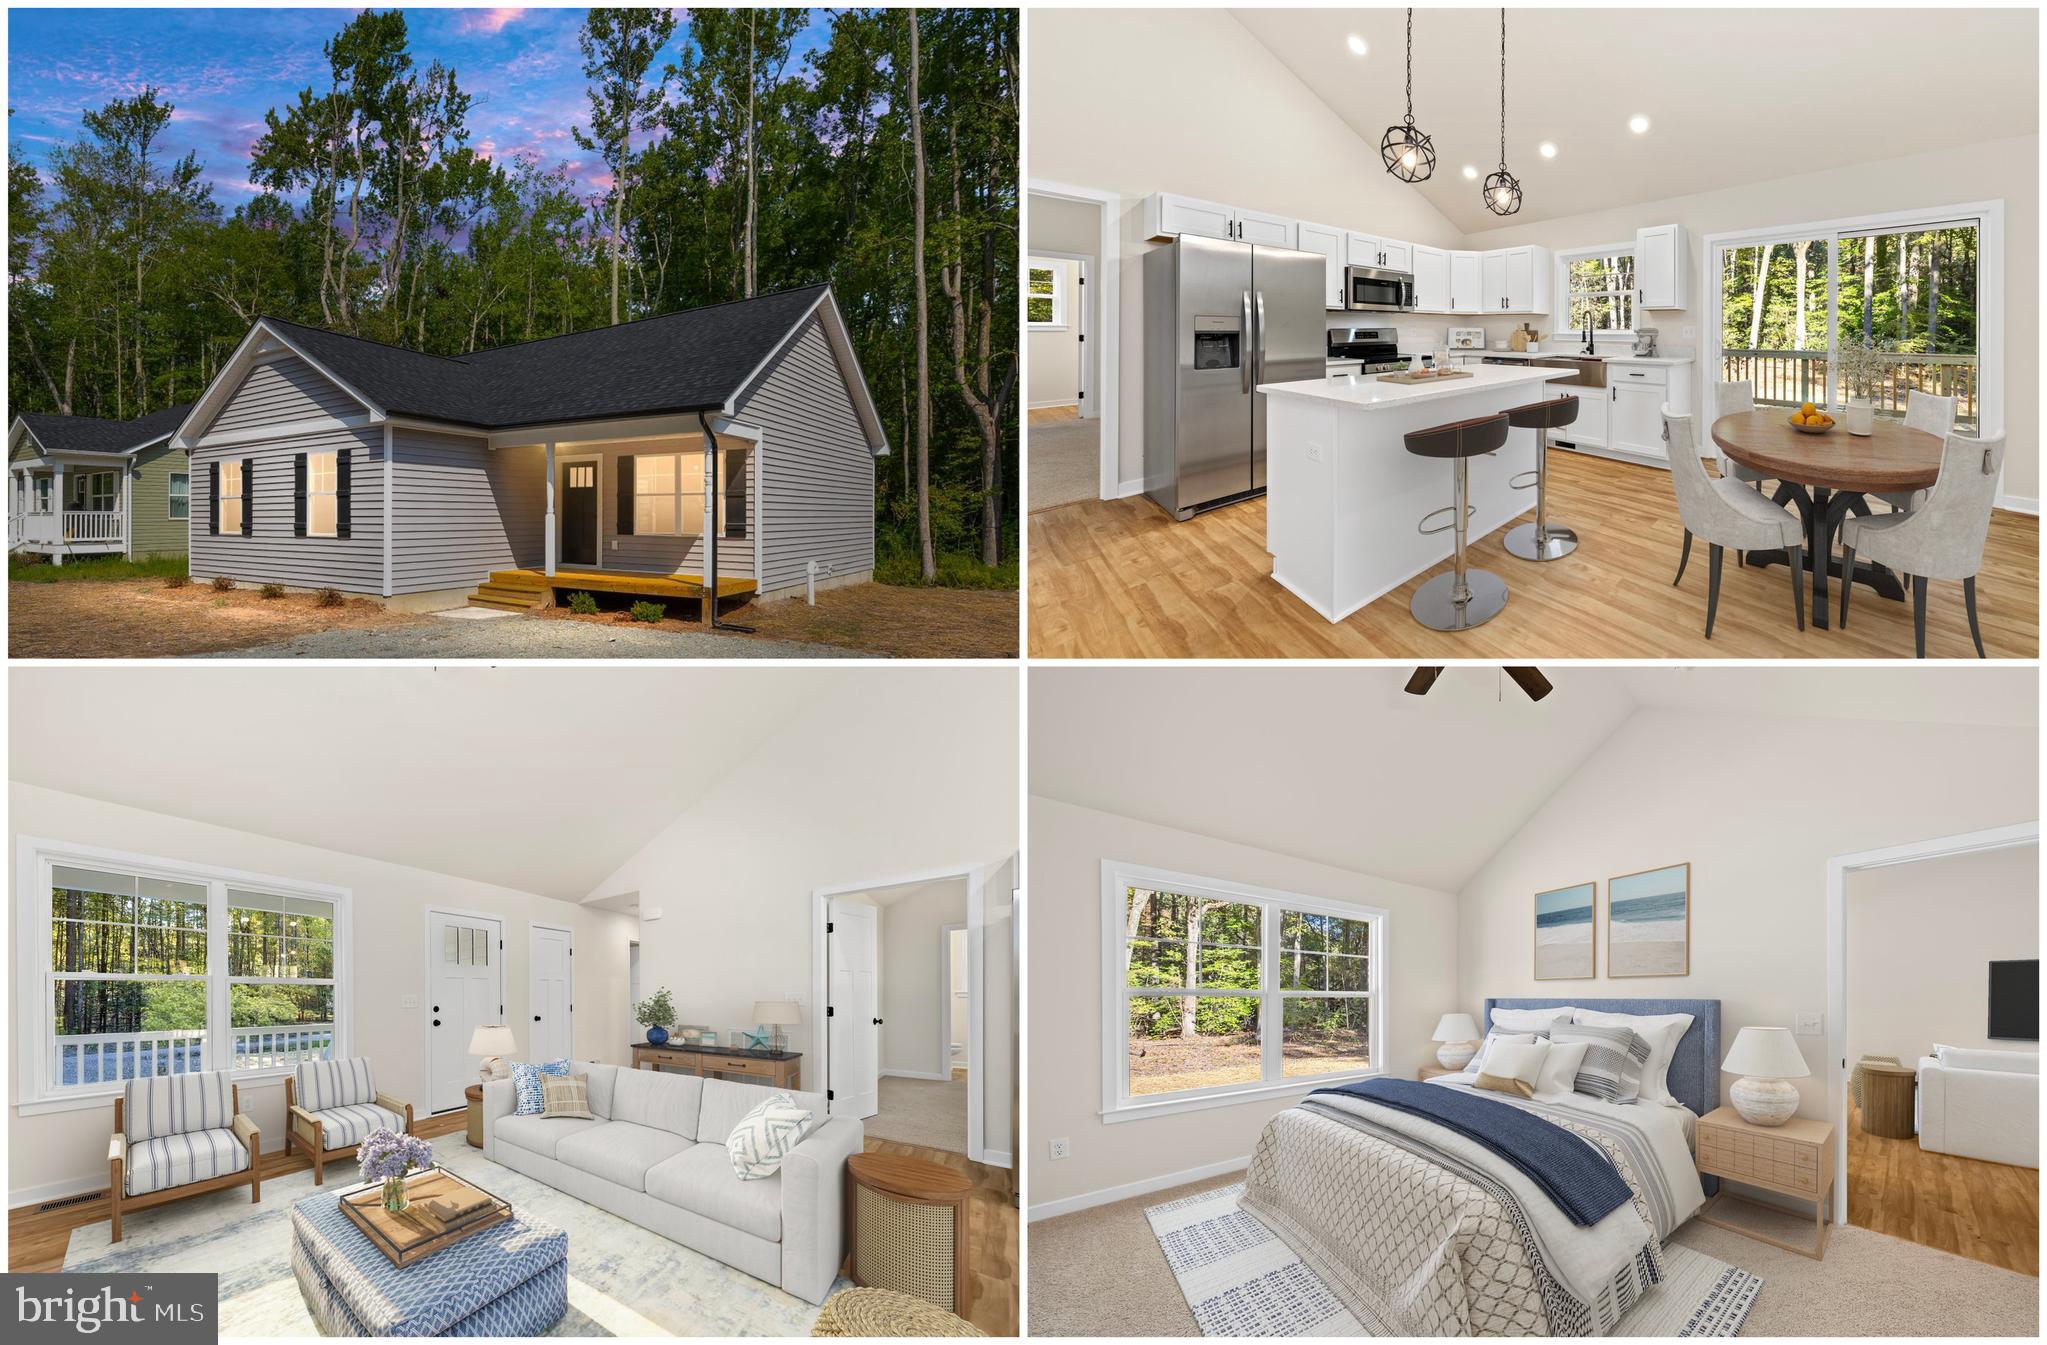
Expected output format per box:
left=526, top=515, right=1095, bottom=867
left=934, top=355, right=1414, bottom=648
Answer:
left=1344, top=263, right=1416, bottom=313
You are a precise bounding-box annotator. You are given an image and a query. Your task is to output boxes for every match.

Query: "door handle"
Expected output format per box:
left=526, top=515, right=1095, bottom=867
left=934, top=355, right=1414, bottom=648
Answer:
left=872, top=1017, right=884, bottom=1026
left=432, top=1019, right=441, bottom=1027
left=432, top=1005, right=440, bottom=1013
left=533, top=1015, right=542, bottom=1022
left=1255, top=290, right=1267, bottom=391
left=1241, top=291, right=1253, bottom=395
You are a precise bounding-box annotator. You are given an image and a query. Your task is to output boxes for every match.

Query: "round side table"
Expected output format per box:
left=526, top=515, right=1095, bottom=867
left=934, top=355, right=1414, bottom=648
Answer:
left=1858, top=1062, right=1917, bottom=1138
left=846, top=1152, right=973, bottom=1318
left=465, top=1084, right=484, bottom=1148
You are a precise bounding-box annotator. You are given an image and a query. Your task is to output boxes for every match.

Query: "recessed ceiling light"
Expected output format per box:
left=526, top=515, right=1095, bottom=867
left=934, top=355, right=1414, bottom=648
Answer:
left=1346, top=33, right=1368, bottom=57
left=1629, top=114, right=1650, bottom=134
left=1461, top=164, right=1478, bottom=179
left=1538, top=141, right=1557, bottom=159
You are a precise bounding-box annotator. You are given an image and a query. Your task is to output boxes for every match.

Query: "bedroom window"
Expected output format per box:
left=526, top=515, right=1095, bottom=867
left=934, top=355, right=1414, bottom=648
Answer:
left=168, top=472, right=189, bottom=520
left=218, top=460, right=244, bottom=534
left=1102, top=860, right=1386, bottom=1121
left=306, top=451, right=338, bottom=537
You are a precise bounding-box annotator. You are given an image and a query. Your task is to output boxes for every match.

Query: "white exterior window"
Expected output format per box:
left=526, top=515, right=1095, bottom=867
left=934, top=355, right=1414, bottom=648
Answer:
left=307, top=451, right=338, bottom=537
left=1028, top=263, right=1066, bottom=328
left=632, top=452, right=706, bottom=536
left=1564, top=250, right=1636, bottom=334
left=68, top=471, right=117, bottom=513
left=33, top=476, right=52, bottom=514
left=218, top=460, right=244, bottom=534
left=1100, top=860, right=1386, bottom=1122
left=169, top=472, right=189, bottom=520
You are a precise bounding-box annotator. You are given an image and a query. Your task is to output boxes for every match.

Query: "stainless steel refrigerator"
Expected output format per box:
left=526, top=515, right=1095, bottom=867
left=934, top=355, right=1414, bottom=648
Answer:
left=1143, top=234, right=1327, bottom=519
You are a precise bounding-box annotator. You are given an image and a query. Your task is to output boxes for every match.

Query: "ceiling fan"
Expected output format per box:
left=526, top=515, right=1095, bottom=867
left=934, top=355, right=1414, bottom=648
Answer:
left=1404, top=666, right=1553, bottom=702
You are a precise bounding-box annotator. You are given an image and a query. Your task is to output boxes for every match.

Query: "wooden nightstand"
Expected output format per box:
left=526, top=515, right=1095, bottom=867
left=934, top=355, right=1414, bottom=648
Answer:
left=1694, top=1106, right=1834, bottom=1259
left=1417, top=1064, right=1460, bottom=1081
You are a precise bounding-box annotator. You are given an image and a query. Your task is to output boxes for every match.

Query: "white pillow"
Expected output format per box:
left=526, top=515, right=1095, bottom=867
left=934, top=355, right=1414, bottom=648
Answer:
left=725, top=1092, right=815, bottom=1180
left=1475, top=1039, right=1550, bottom=1098
left=1491, top=1006, right=1578, bottom=1032
left=1574, top=1008, right=1693, bottom=1107
left=1933, top=1045, right=2039, bottom=1074
left=1467, top=1030, right=1537, bottom=1075
left=1534, top=1041, right=1590, bottom=1100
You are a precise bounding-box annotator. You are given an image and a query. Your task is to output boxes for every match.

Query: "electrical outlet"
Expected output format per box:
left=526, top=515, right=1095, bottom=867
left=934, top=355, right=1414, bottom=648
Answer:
left=400, top=994, right=419, bottom=1010
left=1048, top=1137, right=1071, bottom=1160
left=1307, top=443, right=1323, bottom=463
left=1680, top=324, right=1697, bottom=340
left=1795, top=1012, right=1823, bottom=1036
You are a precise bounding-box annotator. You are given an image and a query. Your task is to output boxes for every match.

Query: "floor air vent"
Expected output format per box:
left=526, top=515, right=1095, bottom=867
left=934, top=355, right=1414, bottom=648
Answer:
left=38, top=1191, right=101, bottom=1213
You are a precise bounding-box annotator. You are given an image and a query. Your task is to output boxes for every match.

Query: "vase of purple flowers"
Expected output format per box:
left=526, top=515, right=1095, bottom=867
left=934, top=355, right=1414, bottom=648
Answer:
left=358, top=1127, right=435, bottom=1215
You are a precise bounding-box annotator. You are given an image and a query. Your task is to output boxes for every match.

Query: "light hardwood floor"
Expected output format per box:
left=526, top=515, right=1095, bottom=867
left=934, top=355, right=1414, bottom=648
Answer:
left=8, top=1110, right=1020, bottom=1335
left=1846, top=1090, right=2039, bottom=1276
left=1028, top=448, right=2039, bottom=658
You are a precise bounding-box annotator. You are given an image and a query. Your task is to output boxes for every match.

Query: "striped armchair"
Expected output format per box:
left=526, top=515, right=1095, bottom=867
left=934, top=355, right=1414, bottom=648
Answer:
left=109, top=1072, right=260, bottom=1242
left=285, top=1058, right=415, bottom=1185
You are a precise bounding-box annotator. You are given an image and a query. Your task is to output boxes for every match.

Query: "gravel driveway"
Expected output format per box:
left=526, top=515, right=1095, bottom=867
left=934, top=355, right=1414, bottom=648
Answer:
left=205, top=614, right=867, bottom=659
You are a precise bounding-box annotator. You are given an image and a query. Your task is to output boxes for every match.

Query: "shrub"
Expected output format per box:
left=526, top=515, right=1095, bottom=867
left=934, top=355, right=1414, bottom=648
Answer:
left=164, top=573, right=190, bottom=589
left=567, top=590, right=600, bottom=615
left=628, top=600, right=666, bottom=623
left=259, top=583, right=286, bottom=600
left=210, top=575, right=235, bottom=592
left=315, top=588, right=346, bottom=609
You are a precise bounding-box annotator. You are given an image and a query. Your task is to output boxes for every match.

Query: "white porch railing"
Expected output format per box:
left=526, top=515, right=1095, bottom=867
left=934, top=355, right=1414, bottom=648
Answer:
left=1720, top=349, right=1979, bottom=428
left=54, top=1023, right=335, bottom=1085
left=15, top=510, right=124, bottom=548
left=232, top=1023, right=336, bottom=1071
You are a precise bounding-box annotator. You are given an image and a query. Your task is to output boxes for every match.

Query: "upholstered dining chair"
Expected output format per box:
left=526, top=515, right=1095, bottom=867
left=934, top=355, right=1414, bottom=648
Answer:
left=1838, top=431, right=2005, bottom=657
left=1872, top=391, right=1959, bottom=516
left=1714, top=380, right=1769, bottom=489
left=1665, top=410, right=1806, bottom=638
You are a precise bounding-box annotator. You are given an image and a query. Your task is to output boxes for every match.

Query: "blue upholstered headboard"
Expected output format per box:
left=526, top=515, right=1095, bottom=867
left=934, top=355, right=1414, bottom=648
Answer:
left=1483, top=997, right=1722, bottom=1119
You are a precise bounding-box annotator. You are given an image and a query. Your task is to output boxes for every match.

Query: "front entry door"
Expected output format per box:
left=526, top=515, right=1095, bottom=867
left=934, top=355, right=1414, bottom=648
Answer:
left=427, top=910, right=503, bottom=1114
left=560, top=462, right=597, bottom=566
left=827, top=898, right=880, bottom=1119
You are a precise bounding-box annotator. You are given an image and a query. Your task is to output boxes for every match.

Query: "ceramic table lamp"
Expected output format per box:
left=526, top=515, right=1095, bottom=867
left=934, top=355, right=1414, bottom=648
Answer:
left=468, top=1024, right=519, bottom=1084
left=1432, top=1012, right=1481, bottom=1071
left=752, top=1000, right=801, bottom=1054
left=1722, top=1026, right=1809, bottom=1126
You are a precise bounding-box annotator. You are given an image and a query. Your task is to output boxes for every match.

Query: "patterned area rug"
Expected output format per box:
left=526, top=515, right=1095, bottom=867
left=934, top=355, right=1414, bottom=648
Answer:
left=63, top=1140, right=847, bottom=1336
left=1146, top=1183, right=1762, bottom=1337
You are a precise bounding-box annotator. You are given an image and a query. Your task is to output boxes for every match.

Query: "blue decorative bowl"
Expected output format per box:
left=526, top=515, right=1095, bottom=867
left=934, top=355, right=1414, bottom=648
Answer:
left=645, top=1025, right=669, bottom=1046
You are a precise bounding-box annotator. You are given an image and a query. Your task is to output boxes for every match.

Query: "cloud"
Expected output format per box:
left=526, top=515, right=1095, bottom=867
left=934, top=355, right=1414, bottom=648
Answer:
left=457, top=9, right=525, bottom=37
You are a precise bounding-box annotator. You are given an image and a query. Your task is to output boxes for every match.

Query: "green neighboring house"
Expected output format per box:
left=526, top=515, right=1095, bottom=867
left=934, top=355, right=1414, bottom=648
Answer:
left=7, top=404, right=193, bottom=564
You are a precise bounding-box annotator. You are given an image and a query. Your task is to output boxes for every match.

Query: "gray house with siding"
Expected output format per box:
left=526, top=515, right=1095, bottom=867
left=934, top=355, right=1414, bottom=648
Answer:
left=170, top=285, right=889, bottom=609
left=8, top=405, right=193, bottom=564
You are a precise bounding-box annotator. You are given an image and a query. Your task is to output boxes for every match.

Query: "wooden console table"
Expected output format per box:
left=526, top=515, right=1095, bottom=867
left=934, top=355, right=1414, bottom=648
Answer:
left=630, top=1041, right=801, bottom=1091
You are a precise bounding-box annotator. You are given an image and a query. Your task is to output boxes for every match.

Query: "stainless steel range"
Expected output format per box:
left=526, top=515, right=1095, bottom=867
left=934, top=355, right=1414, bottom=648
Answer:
left=1327, top=325, right=1405, bottom=373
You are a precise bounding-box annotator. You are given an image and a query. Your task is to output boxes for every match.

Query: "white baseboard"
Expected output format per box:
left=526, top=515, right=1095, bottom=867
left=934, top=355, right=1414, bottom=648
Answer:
left=1027, top=1154, right=1250, bottom=1223
left=1029, top=398, right=1082, bottom=411
left=1996, top=493, right=2038, bottom=516
left=1116, top=478, right=1145, bottom=499
left=985, top=1149, right=1013, bottom=1169
left=10, top=1173, right=107, bottom=1211
left=881, top=1069, right=952, bottom=1082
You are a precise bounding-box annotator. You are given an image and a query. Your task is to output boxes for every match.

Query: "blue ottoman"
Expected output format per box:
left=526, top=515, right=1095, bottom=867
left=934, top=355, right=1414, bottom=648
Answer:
left=290, top=1184, right=568, bottom=1336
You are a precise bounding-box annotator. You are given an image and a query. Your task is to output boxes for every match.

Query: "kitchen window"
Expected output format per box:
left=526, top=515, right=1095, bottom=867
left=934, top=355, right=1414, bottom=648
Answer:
left=1100, top=860, right=1385, bottom=1121
left=1027, top=263, right=1065, bottom=328
left=218, top=460, right=244, bottom=534
left=168, top=472, right=189, bottom=520
left=1564, top=250, right=1636, bottom=334
left=306, top=451, right=338, bottom=537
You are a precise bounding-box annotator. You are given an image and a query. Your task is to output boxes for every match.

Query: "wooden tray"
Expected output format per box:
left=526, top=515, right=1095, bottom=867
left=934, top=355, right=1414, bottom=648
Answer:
left=1378, top=368, right=1473, bottom=384
left=340, top=1167, right=511, bottom=1268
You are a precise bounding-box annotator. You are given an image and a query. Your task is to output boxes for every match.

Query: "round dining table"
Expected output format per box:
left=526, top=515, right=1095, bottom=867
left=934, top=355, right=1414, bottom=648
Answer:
left=1711, top=411, right=1943, bottom=630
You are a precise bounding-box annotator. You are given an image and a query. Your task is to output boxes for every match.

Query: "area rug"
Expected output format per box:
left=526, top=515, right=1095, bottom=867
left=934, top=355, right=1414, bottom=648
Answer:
left=866, top=1075, right=969, bottom=1153
left=1028, top=412, right=1099, bottom=512
left=63, top=1140, right=847, bottom=1336
left=1144, top=1183, right=1762, bottom=1337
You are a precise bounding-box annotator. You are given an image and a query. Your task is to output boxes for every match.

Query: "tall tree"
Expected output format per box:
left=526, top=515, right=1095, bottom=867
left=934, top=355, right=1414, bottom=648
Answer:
left=908, top=11, right=934, bottom=580
left=572, top=8, right=676, bottom=325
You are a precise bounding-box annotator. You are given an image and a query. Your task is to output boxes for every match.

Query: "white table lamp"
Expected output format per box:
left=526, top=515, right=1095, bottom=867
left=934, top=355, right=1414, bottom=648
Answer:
left=1722, top=1026, right=1809, bottom=1126
left=469, top=1024, right=519, bottom=1083
left=753, top=1000, right=801, bottom=1054
left=1432, top=1012, right=1481, bottom=1071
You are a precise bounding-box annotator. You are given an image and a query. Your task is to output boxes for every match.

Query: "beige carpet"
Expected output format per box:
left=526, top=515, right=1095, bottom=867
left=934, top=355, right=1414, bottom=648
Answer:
left=864, top=1075, right=968, bottom=1154
left=1028, top=409, right=1099, bottom=512
left=1026, top=1171, right=2040, bottom=1337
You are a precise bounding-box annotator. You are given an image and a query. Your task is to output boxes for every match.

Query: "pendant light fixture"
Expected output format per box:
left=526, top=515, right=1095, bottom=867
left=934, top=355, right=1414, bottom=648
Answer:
left=1483, top=8, right=1522, bottom=216
left=1379, top=9, right=1435, bottom=182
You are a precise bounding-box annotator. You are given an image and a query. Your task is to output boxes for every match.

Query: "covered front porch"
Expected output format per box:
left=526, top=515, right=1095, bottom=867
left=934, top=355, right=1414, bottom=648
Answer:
left=470, top=566, right=758, bottom=612
left=8, top=458, right=128, bottom=563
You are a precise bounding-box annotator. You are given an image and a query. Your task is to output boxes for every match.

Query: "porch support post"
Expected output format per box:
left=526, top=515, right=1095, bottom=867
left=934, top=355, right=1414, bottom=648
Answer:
left=122, top=461, right=134, bottom=560
left=543, top=440, right=557, bottom=577
left=51, top=461, right=64, bottom=565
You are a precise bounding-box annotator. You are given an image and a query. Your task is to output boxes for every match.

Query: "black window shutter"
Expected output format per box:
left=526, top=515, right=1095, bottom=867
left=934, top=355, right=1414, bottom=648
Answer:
left=615, top=453, right=634, bottom=536
left=241, top=458, right=254, bottom=536
left=336, top=449, right=352, bottom=539
left=208, top=461, right=220, bottom=535
left=293, top=453, right=307, bottom=537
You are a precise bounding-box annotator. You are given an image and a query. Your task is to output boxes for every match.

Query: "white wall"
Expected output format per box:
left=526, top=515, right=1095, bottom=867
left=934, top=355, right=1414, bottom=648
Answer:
left=1456, top=708, right=2038, bottom=1131
left=8, top=783, right=637, bottom=1206
left=880, top=880, right=968, bottom=1077
left=1028, top=796, right=1461, bottom=1217
left=1846, top=843, right=2039, bottom=1065
left=1027, top=257, right=1084, bottom=409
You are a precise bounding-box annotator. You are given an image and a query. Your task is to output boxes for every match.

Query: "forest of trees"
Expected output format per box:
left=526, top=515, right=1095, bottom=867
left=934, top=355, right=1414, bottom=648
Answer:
left=1718, top=227, right=1979, bottom=355
left=7, top=7, right=1018, bottom=581
left=1123, top=889, right=1371, bottom=1044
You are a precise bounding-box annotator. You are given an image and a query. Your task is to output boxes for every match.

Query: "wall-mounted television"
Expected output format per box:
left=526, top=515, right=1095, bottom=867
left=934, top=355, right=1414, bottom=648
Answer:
left=1988, top=959, right=2038, bottom=1041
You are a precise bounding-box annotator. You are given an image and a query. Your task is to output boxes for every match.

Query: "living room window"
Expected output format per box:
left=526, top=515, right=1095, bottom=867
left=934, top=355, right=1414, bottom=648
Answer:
left=17, top=840, right=351, bottom=1112
left=169, top=472, right=189, bottom=520
left=218, top=460, right=244, bottom=534
left=1100, top=860, right=1385, bottom=1121
left=632, top=452, right=705, bottom=537
left=306, top=451, right=338, bottom=537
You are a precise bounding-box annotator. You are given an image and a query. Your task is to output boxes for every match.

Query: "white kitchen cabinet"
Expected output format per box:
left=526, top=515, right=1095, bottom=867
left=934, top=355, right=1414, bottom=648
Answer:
left=1474, top=246, right=1553, bottom=314
left=1235, top=207, right=1297, bottom=248
left=1347, top=232, right=1407, bottom=271
left=1504, top=247, right=1537, bottom=312
left=1378, top=239, right=1412, bottom=272
left=1608, top=381, right=1668, bottom=460
left=1142, top=193, right=1294, bottom=245
left=1557, top=385, right=1609, bottom=449
left=1450, top=251, right=1483, bottom=313
left=1411, top=245, right=1451, bottom=312
left=1635, top=224, right=1691, bottom=309
left=1480, top=251, right=1507, bottom=312
left=1296, top=220, right=1348, bottom=309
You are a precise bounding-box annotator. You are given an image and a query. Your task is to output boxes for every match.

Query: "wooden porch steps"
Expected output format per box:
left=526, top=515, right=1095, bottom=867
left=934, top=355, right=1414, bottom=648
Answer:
left=485, top=568, right=759, bottom=601
left=467, top=572, right=549, bottom=612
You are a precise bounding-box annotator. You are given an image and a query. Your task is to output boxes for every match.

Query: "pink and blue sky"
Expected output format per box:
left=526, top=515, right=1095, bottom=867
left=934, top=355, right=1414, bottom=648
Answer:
left=7, top=6, right=835, bottom=208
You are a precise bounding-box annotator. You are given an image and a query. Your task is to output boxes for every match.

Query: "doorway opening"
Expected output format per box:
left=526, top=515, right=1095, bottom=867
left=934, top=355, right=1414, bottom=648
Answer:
left=1028, top=186, right=1114, bottom=511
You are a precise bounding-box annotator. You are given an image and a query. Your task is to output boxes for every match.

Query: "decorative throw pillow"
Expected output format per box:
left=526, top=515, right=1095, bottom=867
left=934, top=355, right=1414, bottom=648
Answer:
left=1489, top=1006, right=1578, bottom=1032
left=1533, top=1041, right=1590, bottom=1100
left=1550, top=1023, right=1651, bottom=1102
left=726, top=1092, right=815, bottom=1181
left=1573, top=1008, right=1693, bottom=1107
left=1474, top=1039, right=1549, bottom=1099
left=1467, top=1029, right=1542, bottom=1075
left=540, top=1073, right=596, bottom=1120
left=511, top=1058, right=572, bottom=1115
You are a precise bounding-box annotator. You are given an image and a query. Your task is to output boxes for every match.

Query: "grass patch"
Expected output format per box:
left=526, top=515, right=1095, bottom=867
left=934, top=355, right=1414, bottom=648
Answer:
left=874, top=547, right=1019, bottom=590
left=8, top=553, right=188, bottom=584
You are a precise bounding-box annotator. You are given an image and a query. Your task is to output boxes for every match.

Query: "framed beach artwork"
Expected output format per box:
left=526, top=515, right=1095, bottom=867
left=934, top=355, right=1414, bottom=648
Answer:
left=1608, top=862, right=1690, bottom=977
left=1534, top=882, right=1597, bottom=980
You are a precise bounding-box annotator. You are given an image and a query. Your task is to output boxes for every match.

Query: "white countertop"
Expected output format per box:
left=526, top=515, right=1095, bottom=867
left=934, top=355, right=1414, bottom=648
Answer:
left=1446, top=349, right=1692, bottom=367
left=1261, top=363, right=1571, bottom=410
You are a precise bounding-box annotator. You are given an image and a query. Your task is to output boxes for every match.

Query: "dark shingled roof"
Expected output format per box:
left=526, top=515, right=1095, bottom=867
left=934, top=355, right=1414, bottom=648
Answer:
left=18, top=403, right=195, bottom=455
left=258, top=284, right=840, bottom=430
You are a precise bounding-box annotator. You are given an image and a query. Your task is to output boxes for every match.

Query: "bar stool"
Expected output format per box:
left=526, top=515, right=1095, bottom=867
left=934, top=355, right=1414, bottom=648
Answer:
left=1406, top=412, right=1510, bottom=631
left=1503, top=395, right=1580, bottom=561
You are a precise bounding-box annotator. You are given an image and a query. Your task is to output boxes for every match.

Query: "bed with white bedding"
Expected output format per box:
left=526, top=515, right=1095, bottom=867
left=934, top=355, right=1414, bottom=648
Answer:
left=1238, top=997, right=1719, bottom=1337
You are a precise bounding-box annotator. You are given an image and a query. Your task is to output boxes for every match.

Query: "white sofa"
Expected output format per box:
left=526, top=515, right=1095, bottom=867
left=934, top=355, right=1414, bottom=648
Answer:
left=482, top=1062, right=861, bottom=1303
left=1915, top=1047, right=2039, bottom=1168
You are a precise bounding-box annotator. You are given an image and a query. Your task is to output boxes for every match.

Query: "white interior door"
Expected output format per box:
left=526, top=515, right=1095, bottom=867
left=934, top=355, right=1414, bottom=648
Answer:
left=828, top=898, right=880, bottom=1119
left=530, top=924, right=573, bottom=1064
left=427, top=910, right=503, bottom=1114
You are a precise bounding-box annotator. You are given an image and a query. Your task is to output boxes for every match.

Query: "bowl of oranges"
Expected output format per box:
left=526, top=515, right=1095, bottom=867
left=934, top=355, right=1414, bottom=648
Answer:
left=1789, top=402, right=1835, bottom=433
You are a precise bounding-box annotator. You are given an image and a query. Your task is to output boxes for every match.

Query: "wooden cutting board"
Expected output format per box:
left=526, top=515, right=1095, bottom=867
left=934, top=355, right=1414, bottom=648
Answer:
left=1377, top=368, right=1474, bottom=384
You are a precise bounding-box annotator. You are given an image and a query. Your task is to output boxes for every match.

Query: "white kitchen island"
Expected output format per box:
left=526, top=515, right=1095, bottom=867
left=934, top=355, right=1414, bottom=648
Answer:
left=1259, top=364, right=1577, bottom=623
